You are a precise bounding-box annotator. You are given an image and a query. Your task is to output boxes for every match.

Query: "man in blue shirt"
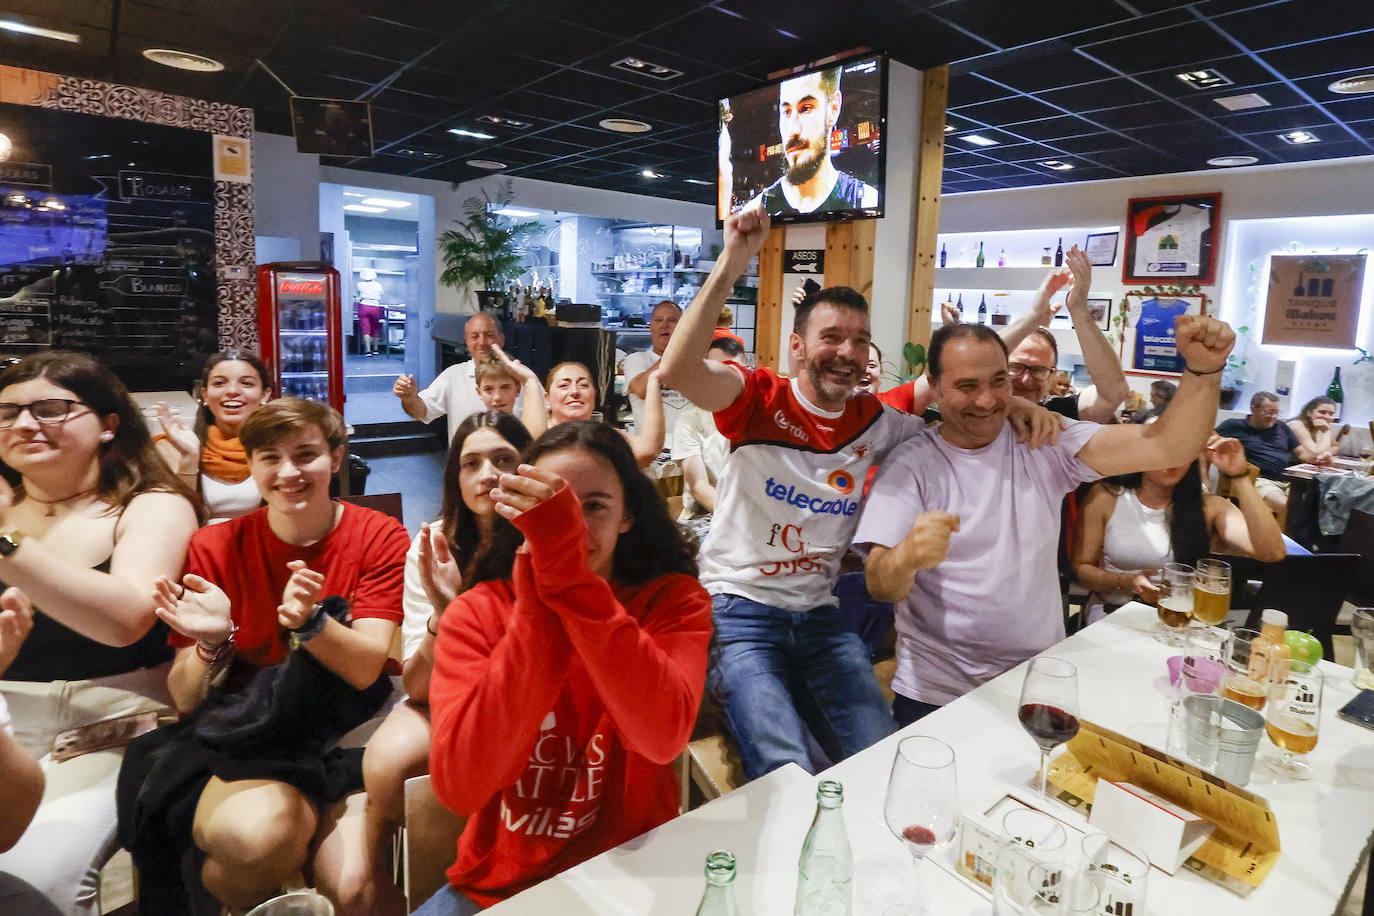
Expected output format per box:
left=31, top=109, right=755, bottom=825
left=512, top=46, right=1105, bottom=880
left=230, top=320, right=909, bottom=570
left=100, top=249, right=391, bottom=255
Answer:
left=1216, top=391, right=1299, bottom=513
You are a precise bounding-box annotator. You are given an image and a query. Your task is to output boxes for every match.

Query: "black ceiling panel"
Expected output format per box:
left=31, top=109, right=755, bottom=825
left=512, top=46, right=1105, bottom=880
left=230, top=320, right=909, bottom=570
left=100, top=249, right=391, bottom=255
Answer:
left=1049, top=132, right=1136, bottom=154
left=1129, top=56, right=1283, bottom=100
left=1003, top=115, right=1100, bottom=141
left=1215, top=105, right=1333, bottom=134
left=973, top=52, right=1118, bottom=93
left=933, top=0, right=1129, bottom=49
left=946, top=76, right=1018, bottom=108
left=1215, top=2, right=1374, bottom=51
left=1087, top=100, right=1191, bottom=130
left=1083, top=22, right=1242, bottom=74
left=1040, top=79, right=1161, bottom=113
left=1261, top=32, right=1374, bottom=80
left=957, top=96, right=1065, bottom=128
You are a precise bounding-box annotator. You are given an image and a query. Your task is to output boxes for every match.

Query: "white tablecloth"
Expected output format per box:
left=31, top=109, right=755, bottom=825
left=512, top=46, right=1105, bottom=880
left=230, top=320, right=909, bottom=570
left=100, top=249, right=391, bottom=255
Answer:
left=490, top=603, right=1374, bottom=915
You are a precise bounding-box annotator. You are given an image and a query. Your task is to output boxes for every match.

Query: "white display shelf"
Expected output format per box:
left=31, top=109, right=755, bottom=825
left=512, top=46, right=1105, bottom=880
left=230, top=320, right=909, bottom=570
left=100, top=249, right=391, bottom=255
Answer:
left=934, top=267, right=1053, bottom=288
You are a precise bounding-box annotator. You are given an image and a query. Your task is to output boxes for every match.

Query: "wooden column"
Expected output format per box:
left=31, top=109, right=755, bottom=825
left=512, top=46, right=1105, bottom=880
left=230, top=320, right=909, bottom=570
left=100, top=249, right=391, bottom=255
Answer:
left=754, top=226, right=786, bottom=371
left=823, top=220, right=876, bottom=302
left=906, top=65, right=949, bottom=352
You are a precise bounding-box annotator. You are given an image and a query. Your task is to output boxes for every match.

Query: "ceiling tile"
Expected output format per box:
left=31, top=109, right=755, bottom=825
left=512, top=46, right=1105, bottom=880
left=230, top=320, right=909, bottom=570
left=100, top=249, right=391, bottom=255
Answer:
left=974, top=53, right=1119, bottom=93
left=1002, top=115, right=1100, bottom=140
left=933, top=0, right=1131, bottom=49
left=1215, top=1, right=1374, bottom=51
left=1261, top=32, right=1374, bottom=80
left=1040, top=79, right=1161, bottom=113
left=1083, top=22, right=1242, bottom=74
left=957, top=96, right=1065, bottom=128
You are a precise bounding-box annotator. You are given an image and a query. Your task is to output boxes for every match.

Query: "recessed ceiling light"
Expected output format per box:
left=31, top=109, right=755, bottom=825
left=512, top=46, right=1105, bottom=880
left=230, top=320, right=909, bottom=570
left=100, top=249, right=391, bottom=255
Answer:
left=494, top=207, right=540, bottom=218
left=944, top=124, right=956, bottom=133
left=600, top=117, right=653, bottom=134
left=611, top=56, right=684, bottom=81
left=37, top=197, right=65, bottom=211
left=466, top=159, right=507, bottom=170
left=1207, top=154, right=1259, bottom=167
left=961, top=134, right=998, bottom=147
left=142, top=48, right=224, bottom=72
left=1214, top=92, right=1270, bottom=112
left=395, top=148, right=443, bottom=159
left=448, top=128, right=495, bottom=140
left=342, top=191, right=367, bottom=198
left=1176, top=68, right=1232, bottom=90
left=360, top=197, right=409, bottom=208
left=1329, top=74, right=1374, bottom=95
left=0, top=19, right=80, bottom=43
left=477, top=115, right=531, bottom=130
left=1278, top=129, right=1320, bottom=144
left=641, top=169, right=664, bottom=179
left=683, top=178, right=712, bottom=185
left=343, top=204, right=387, bottom=213
left=1039, top=160, right=1074, bottom=171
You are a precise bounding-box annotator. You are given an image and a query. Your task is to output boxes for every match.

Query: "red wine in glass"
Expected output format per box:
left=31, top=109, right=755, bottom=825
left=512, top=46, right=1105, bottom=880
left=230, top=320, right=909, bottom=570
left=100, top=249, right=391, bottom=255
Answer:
left=1018, top=703, right=1080, bottom=751
left=901, top=824, right=938, bottom=856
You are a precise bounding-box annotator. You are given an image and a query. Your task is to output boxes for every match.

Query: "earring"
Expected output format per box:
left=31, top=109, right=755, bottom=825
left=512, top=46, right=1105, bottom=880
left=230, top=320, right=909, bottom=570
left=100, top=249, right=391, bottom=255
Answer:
left=99, top=432, right=114, bottom=442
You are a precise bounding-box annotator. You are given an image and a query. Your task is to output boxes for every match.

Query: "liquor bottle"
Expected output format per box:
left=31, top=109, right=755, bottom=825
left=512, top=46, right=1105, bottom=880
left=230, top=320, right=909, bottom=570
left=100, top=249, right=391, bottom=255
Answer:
left=939, top=243, right=947, bottom=268
left=975, top=241, right=985, bottom=268
left=1328, top=367, right=1344, bottom=421
left=997, top=248, right=1005, bottom=268
left=955, top=292, right=964, bottom=320
left=1054, top=237, right=1064, bottom=267
left=695, top=850, right=742, bottom=916
left=1249, top=609, right=1290, bottom=686
left=1041, top=247, right=1052, bottom=266
left=978, top=294, right=988, bottom=325
left=795, top=780, right=851, bottom=916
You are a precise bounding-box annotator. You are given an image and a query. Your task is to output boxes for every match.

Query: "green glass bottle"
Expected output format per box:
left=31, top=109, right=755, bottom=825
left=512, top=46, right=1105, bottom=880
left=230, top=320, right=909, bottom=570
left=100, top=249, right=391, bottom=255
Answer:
left=696, top=850, right=742, bottom=916
left=975, top=241, right=985, bottom=268
left=795, top=780, right=852, bottom=916
left=1328, top=367, right=1344, bottom=421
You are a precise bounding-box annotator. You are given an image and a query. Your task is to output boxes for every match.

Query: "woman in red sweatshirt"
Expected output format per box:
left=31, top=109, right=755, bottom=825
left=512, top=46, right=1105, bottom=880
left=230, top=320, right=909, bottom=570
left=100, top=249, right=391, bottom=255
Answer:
left=418, top=420, right=711, bottom=913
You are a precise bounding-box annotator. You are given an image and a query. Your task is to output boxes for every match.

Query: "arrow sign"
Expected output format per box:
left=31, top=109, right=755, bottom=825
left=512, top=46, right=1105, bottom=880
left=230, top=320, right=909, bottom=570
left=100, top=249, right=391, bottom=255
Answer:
left=784, top=248, right=824, bottom=274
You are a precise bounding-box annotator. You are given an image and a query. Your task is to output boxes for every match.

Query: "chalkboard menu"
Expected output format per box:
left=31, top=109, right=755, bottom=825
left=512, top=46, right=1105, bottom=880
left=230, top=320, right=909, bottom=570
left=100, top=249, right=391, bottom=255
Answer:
left=0, top=102, right=218, bottom=390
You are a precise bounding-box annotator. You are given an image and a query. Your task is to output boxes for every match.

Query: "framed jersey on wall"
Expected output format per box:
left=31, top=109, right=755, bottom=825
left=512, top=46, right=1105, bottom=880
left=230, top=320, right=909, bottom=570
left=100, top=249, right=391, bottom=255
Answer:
left=1123, top=192, right=1221, bottom=284
left=1118, top=293, right=1208, bottom=378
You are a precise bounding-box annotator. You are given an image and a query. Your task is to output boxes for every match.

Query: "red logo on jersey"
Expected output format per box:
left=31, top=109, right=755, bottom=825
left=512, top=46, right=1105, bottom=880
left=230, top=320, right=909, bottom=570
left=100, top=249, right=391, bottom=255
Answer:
left=854, top=444, right=870, bottom=459
left=827, top=470, right=856, bottom=494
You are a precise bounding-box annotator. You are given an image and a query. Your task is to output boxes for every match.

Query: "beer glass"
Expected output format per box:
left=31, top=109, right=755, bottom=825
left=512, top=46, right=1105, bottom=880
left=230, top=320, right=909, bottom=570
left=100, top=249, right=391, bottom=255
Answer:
left=1155, top=563, right=1194, bottom=647
left=1221, top=627, right=1267, bottom=711
left=1263, top=659, right=1323, bottom=780
left=1192, top=558, right=1231, bottom=627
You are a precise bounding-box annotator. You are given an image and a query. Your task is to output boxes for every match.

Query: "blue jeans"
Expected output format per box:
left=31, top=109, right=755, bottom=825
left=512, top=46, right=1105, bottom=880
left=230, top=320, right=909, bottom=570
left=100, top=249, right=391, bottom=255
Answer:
left=892, top=694, right=942, bottom=727
left=708, top=594, right=897, bottom=780
left=413, top=884, right=483, bottom=915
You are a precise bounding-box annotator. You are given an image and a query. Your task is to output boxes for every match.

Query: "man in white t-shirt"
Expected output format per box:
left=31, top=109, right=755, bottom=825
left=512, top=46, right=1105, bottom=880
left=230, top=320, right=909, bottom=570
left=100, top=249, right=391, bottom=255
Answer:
left=855, top=313, right=1235, bottom=726
left=624, top=301, right=689, bottom=437
left=671, top=336, right=741, bottom=526
left=392, top=313, right=514, bottom=441
left=659, top=210, right=1060, bottom=779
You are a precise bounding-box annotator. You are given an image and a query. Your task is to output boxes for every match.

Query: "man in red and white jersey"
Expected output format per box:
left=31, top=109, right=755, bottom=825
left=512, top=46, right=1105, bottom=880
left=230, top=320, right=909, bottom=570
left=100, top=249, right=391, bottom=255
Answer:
left=660, top=210, right=1059, bottom=779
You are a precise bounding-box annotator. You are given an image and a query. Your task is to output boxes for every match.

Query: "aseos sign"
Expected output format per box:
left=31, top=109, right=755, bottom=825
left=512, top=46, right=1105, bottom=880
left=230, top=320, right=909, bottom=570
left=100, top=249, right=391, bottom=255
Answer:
left=278, top=275, right=325, bottom=298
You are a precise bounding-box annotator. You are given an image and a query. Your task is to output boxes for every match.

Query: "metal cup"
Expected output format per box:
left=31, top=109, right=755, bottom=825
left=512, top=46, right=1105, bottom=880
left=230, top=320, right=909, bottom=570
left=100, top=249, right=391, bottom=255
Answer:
left=1213, top=700, right=1266, bottom=787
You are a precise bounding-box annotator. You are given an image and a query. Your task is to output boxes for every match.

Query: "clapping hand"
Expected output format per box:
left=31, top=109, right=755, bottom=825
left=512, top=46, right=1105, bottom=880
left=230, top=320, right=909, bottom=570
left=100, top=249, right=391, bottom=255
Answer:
left=153, top=573, right=233, bottom=645
left=156, top=402, right=199, bottom=461
left=1174, top=315, right=1235, bottom=373
left=0, top=587, right=33, bottom=677
left=1063, top=246, right=1092, bottom=310
left=491, top=464, right=564, bottom=522
left=417, top=522, right=463, bottom=616
left=1031, top=266, right=1072, bottom=324
left=277, top=560, right=325, bottom=630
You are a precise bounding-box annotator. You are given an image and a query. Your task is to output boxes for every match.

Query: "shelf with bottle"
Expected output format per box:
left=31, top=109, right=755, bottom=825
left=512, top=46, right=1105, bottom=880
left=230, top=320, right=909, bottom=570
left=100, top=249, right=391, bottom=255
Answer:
left=936, top=225, right=1120, bottom=278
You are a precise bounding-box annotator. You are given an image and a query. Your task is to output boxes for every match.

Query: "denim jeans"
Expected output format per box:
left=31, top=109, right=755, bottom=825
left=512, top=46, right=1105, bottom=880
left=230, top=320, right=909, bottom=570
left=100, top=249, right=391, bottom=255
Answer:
left=708, top=594, right=897, bottom=780
left=892, top=694, right=942, bottom=727
left=413, top=884, right=483, bottom=916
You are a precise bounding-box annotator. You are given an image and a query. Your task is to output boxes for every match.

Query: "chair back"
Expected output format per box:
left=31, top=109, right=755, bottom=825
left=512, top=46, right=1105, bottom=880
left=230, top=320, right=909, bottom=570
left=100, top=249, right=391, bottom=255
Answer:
left=341, top=492, right=404, bottom=523
left=1242, top=553, right=1362, bottom=659
left=1339, top=509, right=1374, bottom=607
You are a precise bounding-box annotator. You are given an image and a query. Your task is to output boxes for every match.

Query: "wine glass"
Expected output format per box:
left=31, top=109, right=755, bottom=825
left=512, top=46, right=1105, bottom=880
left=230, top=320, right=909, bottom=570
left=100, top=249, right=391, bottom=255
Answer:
left=1155, top=563, right=1194, bottom=647
left=1263, top=658, right=1324, bottom=780
left=881, top=736, right=959, bottom=916
left=992, top=809, right=1067, bottom=916
left=1192, top=558, right=1232, bottom=628
left=1019, top=657, right=1080, bottom=801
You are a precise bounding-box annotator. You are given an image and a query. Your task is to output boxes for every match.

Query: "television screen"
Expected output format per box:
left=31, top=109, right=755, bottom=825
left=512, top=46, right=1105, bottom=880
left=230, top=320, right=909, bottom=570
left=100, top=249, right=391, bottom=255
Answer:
left=290, top=97, right=375, bottom=158
left=718, top=53, right=886, bottom=225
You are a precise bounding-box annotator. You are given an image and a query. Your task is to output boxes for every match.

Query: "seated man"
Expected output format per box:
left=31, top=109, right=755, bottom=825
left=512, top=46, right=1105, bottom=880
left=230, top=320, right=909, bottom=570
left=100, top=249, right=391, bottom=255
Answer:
left=670, top=336, right=738, bottom=539
left=857, top=314, right=1234, bottom=725
left=660, top=210, right=1058, bottom=778
left=1216, top=391, right=1299, bottom=513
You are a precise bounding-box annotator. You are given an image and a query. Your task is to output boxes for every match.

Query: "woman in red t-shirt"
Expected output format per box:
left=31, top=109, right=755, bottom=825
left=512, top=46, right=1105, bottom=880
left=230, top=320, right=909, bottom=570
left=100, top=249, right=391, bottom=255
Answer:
left=417, top=420, right=711, bottom=914
left=151, top=398, right=408, bottom=911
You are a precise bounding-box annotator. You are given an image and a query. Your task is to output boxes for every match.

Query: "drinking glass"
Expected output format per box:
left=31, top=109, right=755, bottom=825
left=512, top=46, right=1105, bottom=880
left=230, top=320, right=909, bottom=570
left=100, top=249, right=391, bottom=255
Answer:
left=880, top=736, right=959, bottom=916
left=245, top=892, right=335, bottom=916
left=1263, top=658, right=1323, bottom=780
left=1221, top=627, right=1267, bottom=711
left=1018, top=657, right=1080, bottom=800
left=1192, top=558, right=1232, bottom=627
left=1188, top=624, right=1231, bottom=663
left=1352, top=609, right=1374, bottom=690
left=1080, top=834, right=1149, bottom=915
left=1024, top=863, right=1100, bottom=915
left=1155, top=563, right=1194, bottom=647
left=992, top=809, right=1067, bottom=916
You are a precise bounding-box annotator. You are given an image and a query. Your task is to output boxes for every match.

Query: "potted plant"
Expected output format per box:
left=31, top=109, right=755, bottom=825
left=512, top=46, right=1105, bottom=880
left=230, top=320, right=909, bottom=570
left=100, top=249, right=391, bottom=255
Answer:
left=882, top=341, right=928, bottom=386
left=439, top=180, right=545, bottom=312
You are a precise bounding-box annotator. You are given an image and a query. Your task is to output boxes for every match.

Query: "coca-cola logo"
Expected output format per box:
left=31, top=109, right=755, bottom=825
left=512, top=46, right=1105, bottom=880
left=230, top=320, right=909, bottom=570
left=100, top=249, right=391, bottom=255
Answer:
left=279, top=279, right=324, bottom=295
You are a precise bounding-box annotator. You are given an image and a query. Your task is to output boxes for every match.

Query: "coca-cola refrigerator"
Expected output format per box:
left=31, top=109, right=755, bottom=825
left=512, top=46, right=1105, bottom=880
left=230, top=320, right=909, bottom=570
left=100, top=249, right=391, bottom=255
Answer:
left=256, top=262, right=345, bottom=411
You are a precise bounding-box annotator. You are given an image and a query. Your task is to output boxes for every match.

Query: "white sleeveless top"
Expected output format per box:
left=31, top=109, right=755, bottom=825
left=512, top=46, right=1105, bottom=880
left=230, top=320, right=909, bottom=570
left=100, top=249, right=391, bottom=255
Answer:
left=1091, top=488, right=1174, bottom=614
left=201, top=473, right=261, bottom=525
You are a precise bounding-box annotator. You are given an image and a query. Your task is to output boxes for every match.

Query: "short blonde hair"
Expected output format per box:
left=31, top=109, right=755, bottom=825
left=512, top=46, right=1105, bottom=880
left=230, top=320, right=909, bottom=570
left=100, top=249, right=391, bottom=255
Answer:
left=474, top=357, right=517, bottom=387
left=717, top=304, right=733, bottom=327
left=241, top=397, right=347, bottom=456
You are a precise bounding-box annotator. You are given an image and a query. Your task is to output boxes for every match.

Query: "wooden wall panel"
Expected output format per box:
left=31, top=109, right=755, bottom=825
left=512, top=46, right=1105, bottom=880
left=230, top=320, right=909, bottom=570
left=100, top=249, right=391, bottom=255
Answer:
left=754, top=226, right=786, bottom=371
left=907, top=65, right=949, bottom=352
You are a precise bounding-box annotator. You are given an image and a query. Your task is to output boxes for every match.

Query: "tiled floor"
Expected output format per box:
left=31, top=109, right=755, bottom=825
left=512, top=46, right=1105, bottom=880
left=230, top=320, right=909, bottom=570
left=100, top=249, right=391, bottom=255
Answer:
left=363, top=449, right=446, bottom=533
left=345, top=389, right=411, bottom=425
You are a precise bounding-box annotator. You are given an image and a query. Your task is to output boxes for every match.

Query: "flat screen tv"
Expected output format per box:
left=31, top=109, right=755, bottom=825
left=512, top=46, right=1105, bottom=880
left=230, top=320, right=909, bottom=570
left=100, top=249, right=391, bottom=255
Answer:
left=718, top=52, right=887, bottom=225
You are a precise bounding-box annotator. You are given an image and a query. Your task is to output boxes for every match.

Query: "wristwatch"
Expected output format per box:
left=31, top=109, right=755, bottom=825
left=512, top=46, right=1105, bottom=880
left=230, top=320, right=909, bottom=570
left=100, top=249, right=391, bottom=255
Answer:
left=0, top=530, right=25, bottom=557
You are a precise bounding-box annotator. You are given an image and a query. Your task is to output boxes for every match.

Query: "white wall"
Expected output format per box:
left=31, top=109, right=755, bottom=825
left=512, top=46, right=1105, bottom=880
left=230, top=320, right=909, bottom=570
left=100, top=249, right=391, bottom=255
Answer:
left=252, top=131, right=320, bottom=261
left=868, top=60, right=921, bottom=365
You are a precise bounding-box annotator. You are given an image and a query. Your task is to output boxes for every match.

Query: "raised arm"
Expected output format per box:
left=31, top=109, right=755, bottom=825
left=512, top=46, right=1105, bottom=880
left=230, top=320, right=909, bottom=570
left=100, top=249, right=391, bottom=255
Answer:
left=155, top=402, right=202, bottom=483
left=1205, top=436, right=1286, bottom=562
left=999, top=267, right=1069, bottom=351
left=625, top=368, right=665, bottom=468
left=659, top=210, right=770, bottom=411
left=392, top=374, right=429, bottom=422
left=0, top=490, right=197, bottom=646
left=1058, top=247, right=1129, bottom=422
left=1076, top=315, right=1234, bottom=477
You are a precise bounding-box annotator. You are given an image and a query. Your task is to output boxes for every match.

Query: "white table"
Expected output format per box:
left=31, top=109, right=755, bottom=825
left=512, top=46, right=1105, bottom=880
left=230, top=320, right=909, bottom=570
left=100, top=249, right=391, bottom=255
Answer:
left=491, top=604, right=1374, bottom=914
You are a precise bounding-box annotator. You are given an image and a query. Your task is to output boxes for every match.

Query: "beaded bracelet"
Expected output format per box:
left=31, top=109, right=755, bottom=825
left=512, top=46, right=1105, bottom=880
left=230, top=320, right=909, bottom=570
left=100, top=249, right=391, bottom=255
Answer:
left=289, top=602, right=329, bottom=649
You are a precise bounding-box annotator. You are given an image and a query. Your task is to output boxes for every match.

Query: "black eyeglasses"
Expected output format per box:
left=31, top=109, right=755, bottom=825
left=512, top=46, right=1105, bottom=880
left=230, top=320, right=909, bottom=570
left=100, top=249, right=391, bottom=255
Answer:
left=0, top=398, right=90, bottom=428
left=1007, top=363, right=1054, bottom=381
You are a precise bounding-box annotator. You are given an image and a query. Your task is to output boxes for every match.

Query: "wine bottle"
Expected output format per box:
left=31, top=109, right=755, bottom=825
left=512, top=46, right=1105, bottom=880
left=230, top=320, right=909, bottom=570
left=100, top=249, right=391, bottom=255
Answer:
left=1328, top=367, right=1344, bottom=421
left=975, top=241, right=985, bottom=268
left=1054, top=237, right=1064, bottom=267
left=955, top=292, right=964, bottom=319
left=939, top=243, right=947, bottom=268
left=997, top=248, right=1005, bottom=268
left=695, top=850, right=742, bottom=916
left=978, top=294, right=988, bottom=325
left=795, top=780, right=851, bottom=916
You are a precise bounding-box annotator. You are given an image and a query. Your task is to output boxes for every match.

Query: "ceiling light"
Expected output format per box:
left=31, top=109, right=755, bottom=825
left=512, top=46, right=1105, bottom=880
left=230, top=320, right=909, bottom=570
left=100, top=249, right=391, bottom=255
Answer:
left=600, top=117, right=653, bottom=134
left=1175, top=68, right=1232, bottom=90
left=37, top=197, right=65, bottom=211
left=466, top=159, right=507, bottom=170
left=1214, top=92, right=1270, bottom=112
left=494, top=207, right=540, bottom=218
left=395, top=148, right=443, bottom=159
left=1278, top=129, right=1320, bottom=144
left=360, top=197, right=409, bottom=208
left=1329, top=74, right=1374, bottom=95
left=1207, top=154, right=1259, bottom=167
left=342, top=191, right=367, bottom=198
left=641, top=169, right=664, bottom=179
left=961, top=134, right=998, bottom=147
left=1039, top=160, right=1074, bottom=171
left=0, top=19, right=80, bottom=43
left=683, top=178, right=712, bottom=185
left=343, top=204, right=387, bottom=213
left=5, top=191, right=29, bottom=206
left=142, top=48, right=224, bottom=72
left=611, top=57, right=683, bottom=81
left=448, top=128, right=495, bottom=140
left=477, top=115, right=531, bottom=130
left=944, top=124, right=956, bottom=133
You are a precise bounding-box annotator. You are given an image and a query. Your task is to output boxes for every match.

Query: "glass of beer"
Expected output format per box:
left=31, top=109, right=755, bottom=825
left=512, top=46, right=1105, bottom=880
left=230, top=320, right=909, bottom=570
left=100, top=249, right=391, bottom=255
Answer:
left=1222, top=627, right=1267, bottom=711
left=1155, top=563, right=1194, bottom=647
left=1192, top=558, right=1231, bottom=627
left=1263, top=659, right=1323, bottom=780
